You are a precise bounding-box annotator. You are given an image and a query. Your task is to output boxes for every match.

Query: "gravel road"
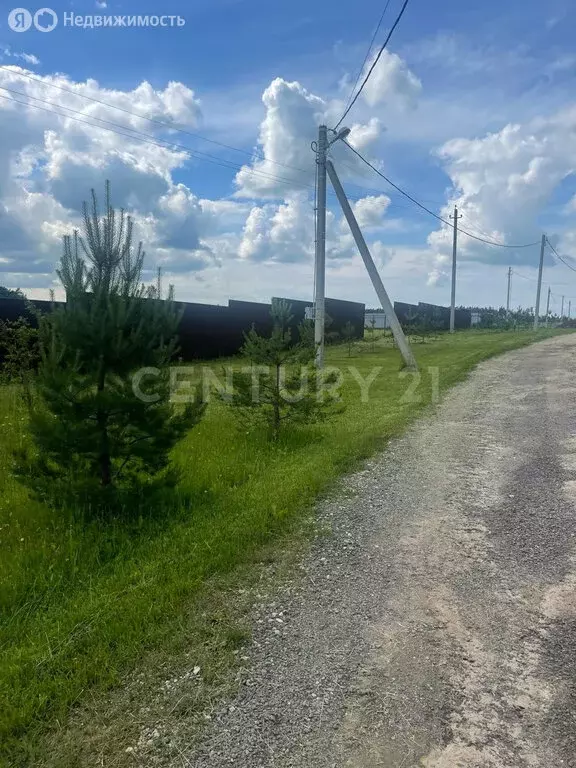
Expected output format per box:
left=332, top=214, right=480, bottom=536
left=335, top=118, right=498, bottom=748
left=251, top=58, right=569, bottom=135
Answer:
left=188, top=334, right=576, bottom=768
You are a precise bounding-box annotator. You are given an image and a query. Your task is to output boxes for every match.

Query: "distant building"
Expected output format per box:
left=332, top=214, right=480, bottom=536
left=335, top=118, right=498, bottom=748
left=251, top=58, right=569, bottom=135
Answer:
left=365, top=310, right=390, bottom=329
left=471, top=312, right=481, bottom=326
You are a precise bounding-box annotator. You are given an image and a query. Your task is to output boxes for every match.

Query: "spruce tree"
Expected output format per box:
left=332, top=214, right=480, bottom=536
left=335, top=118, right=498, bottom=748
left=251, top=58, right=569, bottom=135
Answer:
left=18, top=182, right=203, bottom=507
left=224, top=299, right=340, bottom=441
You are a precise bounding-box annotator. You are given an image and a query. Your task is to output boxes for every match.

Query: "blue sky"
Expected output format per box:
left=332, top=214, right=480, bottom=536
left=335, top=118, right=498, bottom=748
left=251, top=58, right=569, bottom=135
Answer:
left=1, top=0, right=576, bottom=311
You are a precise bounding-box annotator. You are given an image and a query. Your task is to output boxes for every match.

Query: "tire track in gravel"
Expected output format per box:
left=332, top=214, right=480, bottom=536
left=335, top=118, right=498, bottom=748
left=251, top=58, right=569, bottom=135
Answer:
left=185, top=334, right=576, bottom=768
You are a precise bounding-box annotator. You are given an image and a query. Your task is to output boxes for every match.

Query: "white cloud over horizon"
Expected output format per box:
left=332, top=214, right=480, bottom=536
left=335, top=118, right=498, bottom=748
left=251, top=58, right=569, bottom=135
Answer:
left=0, top=34, right=576, bottom=313
left=427, top=106, right=576, bottom=284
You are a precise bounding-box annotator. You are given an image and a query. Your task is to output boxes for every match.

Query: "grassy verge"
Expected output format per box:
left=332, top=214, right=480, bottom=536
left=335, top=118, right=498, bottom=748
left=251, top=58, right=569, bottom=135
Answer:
left=0, top=328, right=569, bottom=766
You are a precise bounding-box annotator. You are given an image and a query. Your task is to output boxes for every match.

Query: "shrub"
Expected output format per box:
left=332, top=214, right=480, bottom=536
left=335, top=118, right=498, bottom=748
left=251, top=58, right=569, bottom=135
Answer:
left=0, top=316, right=38, bottom=405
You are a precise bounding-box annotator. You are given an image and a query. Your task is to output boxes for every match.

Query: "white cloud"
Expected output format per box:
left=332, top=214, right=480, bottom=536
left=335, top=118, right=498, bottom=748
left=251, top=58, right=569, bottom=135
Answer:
left=2, top=41, right=576, bottom=314
left=234, top=78, right=326, bottom=199
left=233, top=77, right=387, bottom=199
left=351, top=194, right=391, bottom=229
left=238, top=193, right=316, bottom=263
left=0, top=46, right=40, bottom=66
left=151, top=186, right=251, bottom=255
left=0, top=67, right=208, bottom=283
left=233, top=49, right=420, bottom=200
left=427, top=107, right=576, bottom=282
left=18, top=53, right=40, bottom=66
left=238, top=192, right=364, bottom=265
left=359, top=50, right=422, bottom=110
left=427, top=267, right=449, bottom=288
left=564, top=195, right=576, bottom=214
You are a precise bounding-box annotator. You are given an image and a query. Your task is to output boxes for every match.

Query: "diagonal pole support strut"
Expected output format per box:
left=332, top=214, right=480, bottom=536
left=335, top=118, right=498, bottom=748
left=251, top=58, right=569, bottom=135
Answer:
left=326, top=159, right=418, bottom=371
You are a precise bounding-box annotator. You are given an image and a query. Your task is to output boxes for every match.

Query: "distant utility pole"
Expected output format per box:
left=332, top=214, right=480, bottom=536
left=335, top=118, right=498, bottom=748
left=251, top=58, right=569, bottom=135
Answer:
left=561, top=296, right=565, bottom=318
left=533, top=234, right=546, bottom=330
left=570, top=300, right=572, bottom=319
left=313, top=125, right=328, bottom=368
left=506, top=266, right=512, bottom=316
left=449, top=206, right=462, bottom=333
left=545, top=286, right=551, bottom=326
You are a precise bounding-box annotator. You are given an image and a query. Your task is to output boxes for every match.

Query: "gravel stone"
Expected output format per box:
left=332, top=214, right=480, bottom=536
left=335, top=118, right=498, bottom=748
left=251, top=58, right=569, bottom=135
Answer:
left=186, top=335, right=576, bottom=768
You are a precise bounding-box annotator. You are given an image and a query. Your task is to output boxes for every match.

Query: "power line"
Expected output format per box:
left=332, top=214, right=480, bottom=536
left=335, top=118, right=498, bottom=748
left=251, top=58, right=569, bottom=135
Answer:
left=551, top=291, right=576, bottom=301
left=0, top=64, right=310, bottom=176
left=512, top=269, right=576, bottom=293
left=342, top=141, right=542, bottom=248
left=0, top=64, right=473, bottom=214
left=456, top=212, right=499, bottom=241
left=341, top=0, right=392, bottom=118
left=335, top=157, right=424, bottom=208
left=546, top=237, right=576, bottom=273
left=0, top=89, right=384, bottom=211
left=512, top=270, right=537, bottom=282
left=2, top=67, right=562, bottom=261
left=0, top=90, right=314, bottom=193
left=0, top=86, right=441, bottom=210
left=340, top=153, right=539, bottom=241
left=335, top=0, right=411, bottom=129
left=2, top=63, right=528, bottom=239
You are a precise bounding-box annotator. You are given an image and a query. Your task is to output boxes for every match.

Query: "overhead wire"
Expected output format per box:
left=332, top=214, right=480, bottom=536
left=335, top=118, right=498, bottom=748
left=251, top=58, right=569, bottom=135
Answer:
left=455, top=212, right=500, bottom=241
left=512, top=270, right=537, bottom=282
left=2, top=65, right=546, bottom=248
left=0, top=89, right=386, bottom=215
left=2, top=66, right=570, bottom=268
left=334, top=156, right=419, bottom=208
left=546, top=237, right=576, bottom=274
left=0, top=90, right=315, bottom=193
left=0, top=64, right=310, bottom=175
left=1, top=66, right=435, bottom=212
left=342, top=140, right=542, bottom=249
left=335, top=0, right=411, bottom=129
left=341, top=0, right=392, bottom=119
left=0, top=86, right=457, bottom=211
left=511, top=268, right=574, bottom=289
left=338, top=154, right=540, bottom=239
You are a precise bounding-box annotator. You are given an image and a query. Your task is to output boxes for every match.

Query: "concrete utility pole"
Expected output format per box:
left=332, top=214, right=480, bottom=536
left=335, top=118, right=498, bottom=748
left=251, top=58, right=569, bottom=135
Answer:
left=545, top=286, right=551, bottom=326
left=313, top=125, right=328, bottom=368
left=533, top=234, right=546, bottom=330
left=449, top=206, right=462, bottom=333
left=326, top=159, right=418, bottom=371
left=561, top=295, right=565, bottom=318
left=506, top=266, right=512, bottom=316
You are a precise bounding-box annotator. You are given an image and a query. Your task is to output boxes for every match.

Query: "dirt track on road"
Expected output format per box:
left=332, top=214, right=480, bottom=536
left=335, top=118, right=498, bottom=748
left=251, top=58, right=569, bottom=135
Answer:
left=189, top=335, right=576, bottom=768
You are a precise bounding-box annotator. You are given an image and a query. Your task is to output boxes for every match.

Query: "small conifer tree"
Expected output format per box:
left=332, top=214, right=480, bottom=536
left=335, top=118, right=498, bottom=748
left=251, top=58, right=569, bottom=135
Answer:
left=224, top=299, right=340, bottom=441
left=341, top=321, right=356, bottom=357
left=17, top=182, right=204, bottom=507
left=367, top=315, right=377, bottom=351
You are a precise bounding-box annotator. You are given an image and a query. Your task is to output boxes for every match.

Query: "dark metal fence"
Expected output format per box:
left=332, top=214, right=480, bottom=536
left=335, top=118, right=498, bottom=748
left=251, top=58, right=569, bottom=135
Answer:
left=392, top=301, right=471, bottom=331
left=0, top=295, right=366, bottom=362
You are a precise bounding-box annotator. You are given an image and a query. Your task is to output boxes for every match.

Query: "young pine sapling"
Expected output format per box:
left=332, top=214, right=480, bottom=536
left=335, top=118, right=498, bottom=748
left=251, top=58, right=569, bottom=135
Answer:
left=17, top=182, right=204, bottom=509
left=224, top=299, right=341, bottom=441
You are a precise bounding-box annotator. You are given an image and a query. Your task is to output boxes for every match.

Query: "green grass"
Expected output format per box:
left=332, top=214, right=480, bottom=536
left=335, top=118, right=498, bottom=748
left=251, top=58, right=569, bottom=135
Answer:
left=0, top=328, right=569, bottom=765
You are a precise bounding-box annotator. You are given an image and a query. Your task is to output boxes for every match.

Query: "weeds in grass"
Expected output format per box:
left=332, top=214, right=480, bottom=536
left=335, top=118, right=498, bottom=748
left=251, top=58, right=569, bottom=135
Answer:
left=0, top=328, right=569, bottom=766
